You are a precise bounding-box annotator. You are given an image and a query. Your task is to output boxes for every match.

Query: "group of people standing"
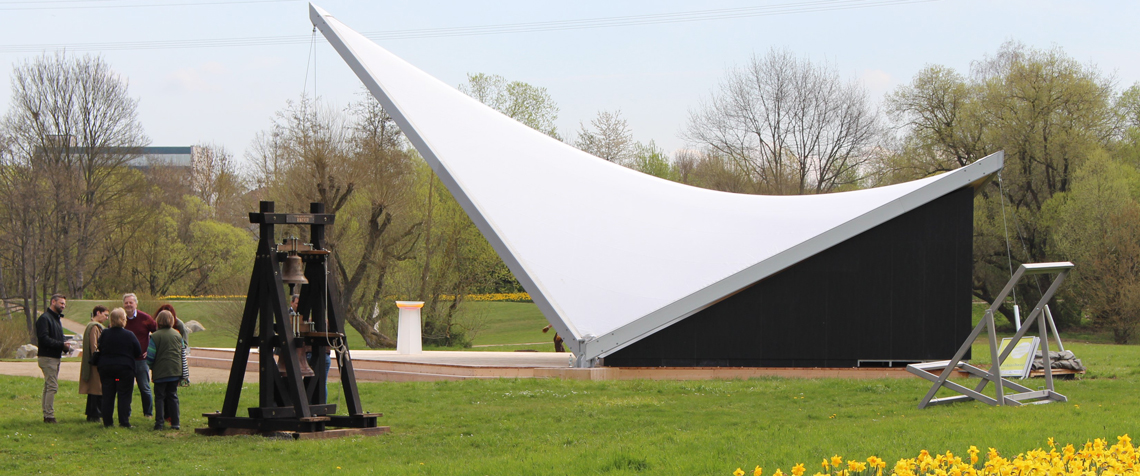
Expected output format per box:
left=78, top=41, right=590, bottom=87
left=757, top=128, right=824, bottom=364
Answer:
left=36, top=293, right=187, bottom=430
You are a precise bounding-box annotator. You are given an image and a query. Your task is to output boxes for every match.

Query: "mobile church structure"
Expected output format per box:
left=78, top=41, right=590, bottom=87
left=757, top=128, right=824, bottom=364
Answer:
left=310, top=4, right=1003, bottom=369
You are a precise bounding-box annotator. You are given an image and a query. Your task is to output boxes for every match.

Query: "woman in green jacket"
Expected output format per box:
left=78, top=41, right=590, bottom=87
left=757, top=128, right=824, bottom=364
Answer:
left=150, top=310, right=184, bottom=430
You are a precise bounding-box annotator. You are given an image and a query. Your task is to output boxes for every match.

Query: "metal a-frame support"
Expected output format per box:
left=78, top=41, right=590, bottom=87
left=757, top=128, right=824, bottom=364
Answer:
left=907, top=262, right=1074, bottom=409
left=198, top=201, right=386, bottom=437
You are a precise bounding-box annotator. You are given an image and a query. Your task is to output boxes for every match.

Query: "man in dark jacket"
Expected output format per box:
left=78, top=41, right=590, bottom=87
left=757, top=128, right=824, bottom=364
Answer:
left=36, top=293, right=71, bottom=423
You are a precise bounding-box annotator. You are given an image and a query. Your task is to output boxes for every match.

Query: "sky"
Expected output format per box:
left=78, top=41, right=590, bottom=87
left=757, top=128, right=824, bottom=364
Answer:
left=1, top=0, right=1138, bottom=166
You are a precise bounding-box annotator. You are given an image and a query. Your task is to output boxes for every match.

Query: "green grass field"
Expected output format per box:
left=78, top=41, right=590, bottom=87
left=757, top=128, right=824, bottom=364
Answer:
left=0, top=341, right=1136, bottom=475
left=62, top=300, right=555, bottom=352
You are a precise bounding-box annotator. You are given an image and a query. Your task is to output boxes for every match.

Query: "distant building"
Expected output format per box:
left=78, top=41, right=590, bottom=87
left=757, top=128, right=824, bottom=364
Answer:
left=36, top=141, right=202, bottom=170
left=126, top=146, right=200, bottom=169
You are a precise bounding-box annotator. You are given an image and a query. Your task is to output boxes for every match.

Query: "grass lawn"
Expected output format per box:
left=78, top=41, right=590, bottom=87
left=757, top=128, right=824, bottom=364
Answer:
left=63, top=300, right=556, bottom=352
left=0, top=341, right=1136, bottom=475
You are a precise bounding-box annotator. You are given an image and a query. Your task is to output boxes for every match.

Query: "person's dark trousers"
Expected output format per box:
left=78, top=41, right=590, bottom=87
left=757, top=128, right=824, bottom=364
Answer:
left=305, top=352, right=333, bottom=404
left=134, top=360, right=153, bottom=416
left=153, top=381, right=179, bottom=429
left=100, top=365, right=135, bottom=427
left=85, top=394, right=102, bottom=421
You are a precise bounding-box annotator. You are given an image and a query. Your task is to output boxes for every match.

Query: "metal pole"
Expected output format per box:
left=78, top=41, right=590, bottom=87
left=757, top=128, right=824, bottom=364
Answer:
left=1043, top=305, right=1065, bottom=353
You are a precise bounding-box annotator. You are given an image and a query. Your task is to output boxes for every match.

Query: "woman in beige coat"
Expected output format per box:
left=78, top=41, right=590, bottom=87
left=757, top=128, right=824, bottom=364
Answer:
left=80, top=306, right=108, bottom=423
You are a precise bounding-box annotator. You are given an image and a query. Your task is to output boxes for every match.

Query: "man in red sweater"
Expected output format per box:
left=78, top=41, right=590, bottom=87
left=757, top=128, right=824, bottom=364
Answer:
left=122, top=293, right=156, bottom=418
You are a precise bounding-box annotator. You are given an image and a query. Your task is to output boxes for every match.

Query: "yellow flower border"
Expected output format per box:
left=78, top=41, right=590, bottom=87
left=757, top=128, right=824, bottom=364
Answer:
left=158, top=293, right=533, bottom=302
left=735, top=435, right=1136, bottom=476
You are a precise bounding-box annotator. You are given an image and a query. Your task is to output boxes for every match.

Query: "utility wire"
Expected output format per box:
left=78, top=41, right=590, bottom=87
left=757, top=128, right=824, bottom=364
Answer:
left=0, top=0, right=293, bottom=11
left=0, top=0, right=936, bottom=53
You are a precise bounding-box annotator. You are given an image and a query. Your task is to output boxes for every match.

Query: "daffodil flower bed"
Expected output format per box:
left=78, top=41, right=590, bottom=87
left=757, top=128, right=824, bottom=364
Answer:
left=157, top=295, right=245, bottom=300
left=156, top=293, right=534, bottom=302
left=450, top=292, right=533, bottom=302
left=735, top=435, right=1137, bottom=476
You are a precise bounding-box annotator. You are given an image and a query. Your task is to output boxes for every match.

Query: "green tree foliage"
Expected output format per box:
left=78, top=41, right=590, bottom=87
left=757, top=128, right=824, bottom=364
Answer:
left=628, top=141, right=675, bottom=181
left=85, top=193, right=254, bottom=299
left=881, top=65, right=987, bottom=180
left=1118, top=83, right=1140, bottom=131
left=885, top=42, right=1121, bottom=327
left=459, top=73, right=561, bottom=139
left=185, top=214, right=257, bottom=296
left=249, top=94, right=421, bottom=348
left=398, top=164, right=500, bottom=347
left=1045, top=152, right=1140, bottom=342
left=132, top=203, right=195, bottom=296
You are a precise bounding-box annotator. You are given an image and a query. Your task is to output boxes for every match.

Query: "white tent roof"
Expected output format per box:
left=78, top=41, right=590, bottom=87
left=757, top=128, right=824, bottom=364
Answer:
left=310, top=4, right=1004, bottom=365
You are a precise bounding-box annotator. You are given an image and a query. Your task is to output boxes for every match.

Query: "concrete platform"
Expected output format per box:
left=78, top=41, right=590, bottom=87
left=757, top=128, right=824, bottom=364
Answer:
left=350, top=349, right=574, bottom=367
left=187, top=348, right=929, bottom=382
left=0, top=360, right=258, bottom=384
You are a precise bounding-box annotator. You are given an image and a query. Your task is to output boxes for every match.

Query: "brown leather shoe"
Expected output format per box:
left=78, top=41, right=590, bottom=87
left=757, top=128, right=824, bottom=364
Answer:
left=44, top=417, right=57, bottom=423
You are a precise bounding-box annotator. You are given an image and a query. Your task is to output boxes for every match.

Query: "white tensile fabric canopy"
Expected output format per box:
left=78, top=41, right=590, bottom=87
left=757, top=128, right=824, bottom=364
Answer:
left=309, top=4, right=1004, bottom=366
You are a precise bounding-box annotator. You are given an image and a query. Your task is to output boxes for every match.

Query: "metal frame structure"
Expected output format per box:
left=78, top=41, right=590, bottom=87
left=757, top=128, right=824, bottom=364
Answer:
left=907, top=262, right=1074, bottom=409
left=198, top=201, right=386, bottom=436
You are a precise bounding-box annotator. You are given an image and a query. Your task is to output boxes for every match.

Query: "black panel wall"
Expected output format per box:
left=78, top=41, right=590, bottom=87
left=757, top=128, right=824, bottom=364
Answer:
left=605, top=187, right=975, bottom=368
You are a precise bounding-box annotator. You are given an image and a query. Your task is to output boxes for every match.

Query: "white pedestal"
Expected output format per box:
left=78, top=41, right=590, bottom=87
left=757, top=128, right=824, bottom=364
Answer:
left=395, top=301, right=424, bottom=354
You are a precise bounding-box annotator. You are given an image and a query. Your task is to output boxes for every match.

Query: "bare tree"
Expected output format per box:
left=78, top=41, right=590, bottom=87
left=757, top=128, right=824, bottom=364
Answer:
left=684, top=48, right=881, bottom=194
left=0, top=131, right=51, bottom=342
left=2, top=52, right=148, bottom=303
left=249, top=94, right=420, bottom=348
left=191, top=143, right=248, bottom=224
left=673, top=149, right=760, bottom=194
left=574, top=110, right=635, bottom=164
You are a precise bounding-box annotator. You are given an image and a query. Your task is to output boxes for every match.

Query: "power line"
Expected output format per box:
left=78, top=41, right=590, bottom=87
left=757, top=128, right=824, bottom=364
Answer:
left=365, top=0, right=933, bottom=40
left=0, top=0, right=936, bottom=53
left=0, top=0, right=293, bottom=9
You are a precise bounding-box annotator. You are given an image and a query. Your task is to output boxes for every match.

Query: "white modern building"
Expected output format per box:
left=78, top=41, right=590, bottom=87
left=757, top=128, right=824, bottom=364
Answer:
left=311, top=4, right=1003, bottom=368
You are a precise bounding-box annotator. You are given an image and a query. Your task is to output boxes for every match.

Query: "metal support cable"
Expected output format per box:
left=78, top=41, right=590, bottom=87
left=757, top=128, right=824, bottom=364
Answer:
left=998, top=173, right=1017, bottom=306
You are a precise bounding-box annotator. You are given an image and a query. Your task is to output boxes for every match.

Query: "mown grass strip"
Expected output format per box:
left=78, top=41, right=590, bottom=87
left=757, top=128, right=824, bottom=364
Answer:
left=0, top=342, right=1135, bottom=475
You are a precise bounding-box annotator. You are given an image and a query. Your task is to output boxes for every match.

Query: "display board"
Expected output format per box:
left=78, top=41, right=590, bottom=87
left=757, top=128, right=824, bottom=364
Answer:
left=998, top=337, right=1040, bottom=379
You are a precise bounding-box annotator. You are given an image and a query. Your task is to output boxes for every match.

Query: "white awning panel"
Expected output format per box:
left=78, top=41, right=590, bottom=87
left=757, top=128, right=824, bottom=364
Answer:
left=309, top=4, right=1003, bottom=365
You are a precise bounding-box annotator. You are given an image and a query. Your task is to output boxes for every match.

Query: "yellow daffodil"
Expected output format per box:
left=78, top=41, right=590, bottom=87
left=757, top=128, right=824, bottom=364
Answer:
left=734, top=468, right=745, bottom=476
left=734, top=435, right=1140, bottom=476
left=754, top=466, right=762, bottom=476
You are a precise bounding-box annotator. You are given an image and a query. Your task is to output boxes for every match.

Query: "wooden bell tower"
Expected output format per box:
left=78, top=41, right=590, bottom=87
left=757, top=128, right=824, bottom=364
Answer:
left=197, top=202, right=388, bottom=438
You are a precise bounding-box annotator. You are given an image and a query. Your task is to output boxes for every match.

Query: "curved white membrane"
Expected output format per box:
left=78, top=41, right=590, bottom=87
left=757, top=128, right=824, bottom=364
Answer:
left=309, top=4, right=1003, bottom=363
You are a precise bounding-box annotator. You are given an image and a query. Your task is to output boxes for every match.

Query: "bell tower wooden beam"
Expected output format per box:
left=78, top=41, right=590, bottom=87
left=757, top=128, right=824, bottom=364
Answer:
left=200, top=201, right=387, bottom=437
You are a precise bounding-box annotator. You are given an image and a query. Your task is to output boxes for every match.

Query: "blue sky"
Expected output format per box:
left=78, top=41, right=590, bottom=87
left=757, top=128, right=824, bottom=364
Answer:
left=1, top=0, right=1137, bottom=164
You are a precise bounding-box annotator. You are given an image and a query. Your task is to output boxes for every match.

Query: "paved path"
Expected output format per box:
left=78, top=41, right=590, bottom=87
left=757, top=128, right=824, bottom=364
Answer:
left=191, top=347, right=573, bottom=368
left=61, top=317, right=88, bottom=335
left=0, top=361, right=257, bottom=384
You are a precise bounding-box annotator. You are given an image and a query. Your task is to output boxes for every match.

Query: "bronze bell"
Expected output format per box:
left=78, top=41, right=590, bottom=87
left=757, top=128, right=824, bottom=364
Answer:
left=281, top=254, right=308, bottom=285
left=277, top=347, right=316, bottom=377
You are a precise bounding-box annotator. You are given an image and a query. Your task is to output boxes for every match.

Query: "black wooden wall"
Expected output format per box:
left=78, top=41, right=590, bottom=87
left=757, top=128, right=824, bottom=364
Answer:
left=604, top=186, right=975, bottom=368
